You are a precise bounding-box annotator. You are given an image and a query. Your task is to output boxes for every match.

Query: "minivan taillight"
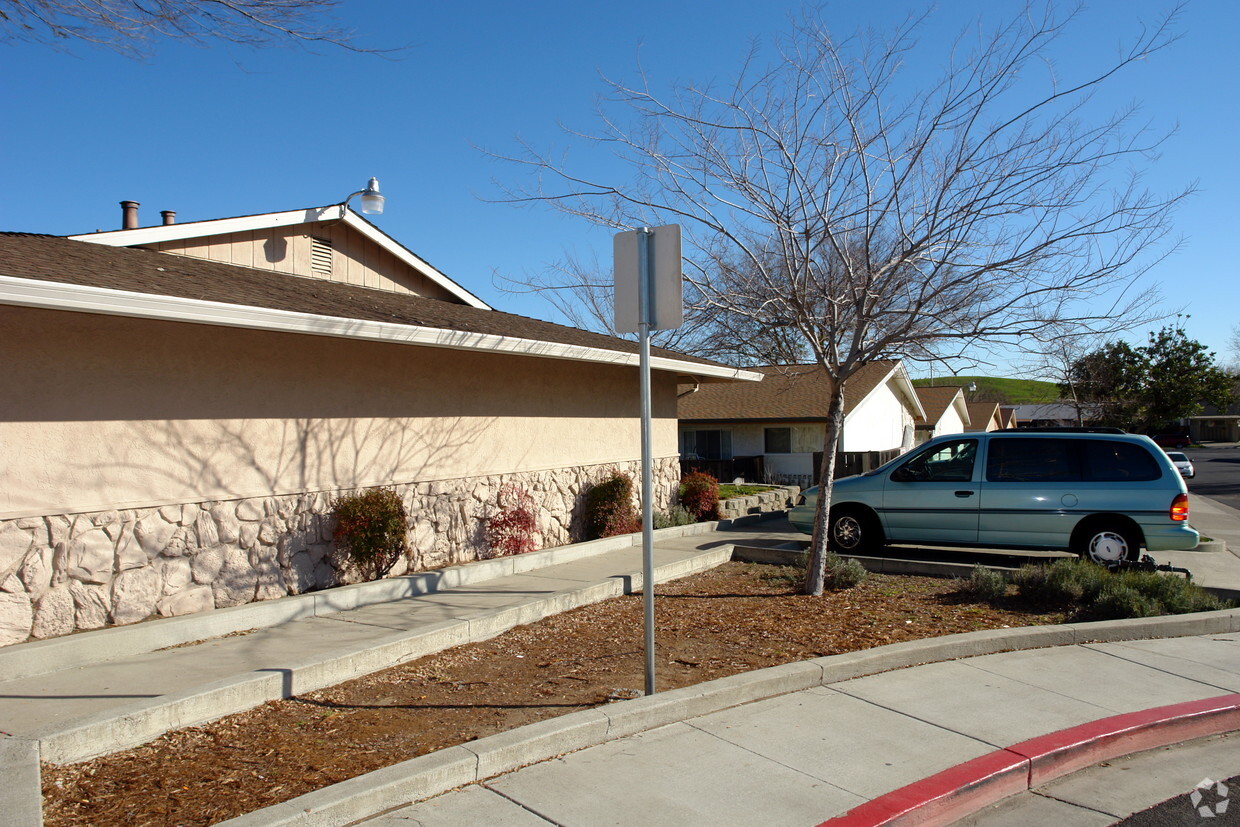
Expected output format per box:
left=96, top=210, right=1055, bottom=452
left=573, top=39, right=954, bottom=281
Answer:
left=1170, top=493, right=1189, bottom=522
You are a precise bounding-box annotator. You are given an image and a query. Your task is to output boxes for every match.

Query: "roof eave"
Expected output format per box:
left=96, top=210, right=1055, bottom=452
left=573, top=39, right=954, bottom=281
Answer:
left=0, top=275, right=760, bottom=382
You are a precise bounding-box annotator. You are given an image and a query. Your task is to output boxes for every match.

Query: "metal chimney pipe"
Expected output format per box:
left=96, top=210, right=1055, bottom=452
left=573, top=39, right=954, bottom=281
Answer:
left=161, top=210, right=177, bottom=225
left=120, top=201, right=140, bottom=229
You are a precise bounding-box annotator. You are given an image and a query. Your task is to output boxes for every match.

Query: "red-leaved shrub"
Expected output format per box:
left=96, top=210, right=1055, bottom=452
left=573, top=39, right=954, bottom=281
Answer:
left=680, top=471, right=720, bottom=521
left=484, top=483, right=541, bottom=558
left=584, top=470, right=641, bottom=539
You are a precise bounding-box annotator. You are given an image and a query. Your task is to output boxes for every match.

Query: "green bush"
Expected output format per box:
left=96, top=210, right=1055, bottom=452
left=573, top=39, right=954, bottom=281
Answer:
left=1010, top=558, right=1231, bottom=620
left=584, top=470, right=642, bottom=539
left=653, top=504, right=696, bottom=529
left=484, top=483, right=540, bottom=558
left=1012, top=558, right=1105, bottom=604
left=331, top=487, right=409, bottom=581
left=679, top=471, right=721, bottom=521
left=822, top=553, right=867, bottom=590
left=1091, top=582, right=1162, bottom=620
left=956, top=564, right=1008, bottom=602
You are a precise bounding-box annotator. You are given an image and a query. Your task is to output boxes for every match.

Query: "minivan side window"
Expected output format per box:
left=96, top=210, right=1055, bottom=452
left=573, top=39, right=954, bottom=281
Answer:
left=1083, top=440, right=1162, bottom=482
left=986, top=438, right=1081, bottom=482
left=891, top=439, right=977, bottom=482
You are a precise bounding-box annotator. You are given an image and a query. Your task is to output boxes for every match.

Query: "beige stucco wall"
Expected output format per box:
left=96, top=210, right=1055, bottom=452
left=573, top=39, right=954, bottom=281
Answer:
left=0, top=305, right=679, bottom=519
left=148, top=222, right=461, bottom=302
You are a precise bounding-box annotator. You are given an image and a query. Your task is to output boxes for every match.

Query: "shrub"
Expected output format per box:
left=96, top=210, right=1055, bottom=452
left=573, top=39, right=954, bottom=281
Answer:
left=1091, top=582, right=1162, bottom=620
left=331, top=487, right=409, bottom=581
left=1012, top=558, right=1101, bottom=604
left=584, top=470, right=641, bottom=539
left=680, top=471, right=720, bottom=521
left=956, top=564, right=1008, bottom=603
left=653, top=504, right=696, bottom=529
left=484, top=483, right=540, bottom=558
left=822, top=553, right=867, bottom=590
left=1012, top=558, right=1231, bottom=620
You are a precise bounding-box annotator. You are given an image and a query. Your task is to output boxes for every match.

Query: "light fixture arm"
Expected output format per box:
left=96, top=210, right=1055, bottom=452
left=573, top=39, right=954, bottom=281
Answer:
left=341, top=177, right=385, bottom=215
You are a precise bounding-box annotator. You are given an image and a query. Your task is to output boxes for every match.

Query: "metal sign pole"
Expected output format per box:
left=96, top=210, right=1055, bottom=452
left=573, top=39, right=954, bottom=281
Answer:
left=614, top=223, right=680, bottom=698
left=637, top=227, right=656, bottom=696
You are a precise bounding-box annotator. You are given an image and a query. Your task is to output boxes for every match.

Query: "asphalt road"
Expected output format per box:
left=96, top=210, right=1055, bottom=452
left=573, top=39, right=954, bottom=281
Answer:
left=1183, top=443, right=1240, bottom=512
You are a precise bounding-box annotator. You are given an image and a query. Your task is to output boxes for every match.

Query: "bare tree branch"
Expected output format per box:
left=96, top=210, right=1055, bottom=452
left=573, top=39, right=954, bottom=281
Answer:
left=0, top=0, right=391, bottom=56
left=487, top=1, right=1192, bottom=594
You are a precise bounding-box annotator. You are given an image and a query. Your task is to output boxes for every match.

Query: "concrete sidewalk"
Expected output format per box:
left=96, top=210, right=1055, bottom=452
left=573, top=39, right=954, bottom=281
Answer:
left=355, top=634, right=1240, bottom=827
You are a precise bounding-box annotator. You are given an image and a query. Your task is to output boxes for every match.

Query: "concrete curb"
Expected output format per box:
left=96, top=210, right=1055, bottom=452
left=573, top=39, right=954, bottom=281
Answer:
left=31, top=543, right=735, bottom=765
left=0, top=521, right=729, bottom=684
left=819, top=693, right=1240, bottom=826
left=0, top=735, right=42, bottom=827
left=216, top=607, right=1240, bottom=826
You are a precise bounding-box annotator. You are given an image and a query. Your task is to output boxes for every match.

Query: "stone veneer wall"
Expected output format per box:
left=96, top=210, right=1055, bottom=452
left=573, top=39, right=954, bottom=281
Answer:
left=0, top=457, right=681, bottom=647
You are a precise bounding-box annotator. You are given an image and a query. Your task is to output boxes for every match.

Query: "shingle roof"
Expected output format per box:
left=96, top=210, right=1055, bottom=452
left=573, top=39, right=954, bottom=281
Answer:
left=0, top=232, right=728, bottom=370
left=914, top=386, right=965, bottom=426
left=965, top=401, right=1001, bottom=429
left=678, top=361, right=899, bottom=421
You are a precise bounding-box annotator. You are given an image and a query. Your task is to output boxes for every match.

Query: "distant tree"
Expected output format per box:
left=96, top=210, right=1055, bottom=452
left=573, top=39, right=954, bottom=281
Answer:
left=1064, top=340, right=1149, bottom=430
left=493, top=4, right=1189, bottom=595
left=1142, top=326, right=1234, bottom=427
left=0, top=0, right=380, bottom=57
left=1068, top=326, right=1233, bottom=431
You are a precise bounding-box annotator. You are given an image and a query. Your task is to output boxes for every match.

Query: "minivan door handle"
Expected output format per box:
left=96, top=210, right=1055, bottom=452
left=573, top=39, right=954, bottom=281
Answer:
left=955, top=490, right=974, bottom=498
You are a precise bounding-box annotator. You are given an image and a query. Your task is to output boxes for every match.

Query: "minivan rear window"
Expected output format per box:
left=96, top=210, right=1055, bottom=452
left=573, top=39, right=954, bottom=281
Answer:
left=986, top=438, right=1079, bottom=482
left=1083, top=440, right=1161, bottom=482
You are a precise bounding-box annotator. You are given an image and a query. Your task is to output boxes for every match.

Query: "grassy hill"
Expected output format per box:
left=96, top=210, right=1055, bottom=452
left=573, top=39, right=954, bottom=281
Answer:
left=910, top=376, right=1060, bottom=405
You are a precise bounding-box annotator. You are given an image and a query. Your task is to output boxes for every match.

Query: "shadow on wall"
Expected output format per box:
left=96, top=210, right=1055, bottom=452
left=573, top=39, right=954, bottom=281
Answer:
left=109, top=414, right=500, bottom=505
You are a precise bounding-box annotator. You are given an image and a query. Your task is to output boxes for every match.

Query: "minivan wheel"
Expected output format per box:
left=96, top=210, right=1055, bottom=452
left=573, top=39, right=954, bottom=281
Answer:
left=1075, top=522, right=1140, bottom=565
left=829, top=508, right=881, bottom=555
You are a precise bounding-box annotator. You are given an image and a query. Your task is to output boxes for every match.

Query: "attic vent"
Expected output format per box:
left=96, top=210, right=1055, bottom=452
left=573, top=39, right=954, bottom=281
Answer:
left=310, top=236, right=334, bottom=275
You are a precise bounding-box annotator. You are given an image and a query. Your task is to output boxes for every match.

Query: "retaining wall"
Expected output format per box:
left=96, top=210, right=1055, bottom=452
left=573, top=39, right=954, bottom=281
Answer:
left=0, top=457, right=680, bottom=647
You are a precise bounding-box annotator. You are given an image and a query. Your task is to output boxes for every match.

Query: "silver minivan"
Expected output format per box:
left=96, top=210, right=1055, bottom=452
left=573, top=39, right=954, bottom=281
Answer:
left=787, top=431, right=1199, bottom=564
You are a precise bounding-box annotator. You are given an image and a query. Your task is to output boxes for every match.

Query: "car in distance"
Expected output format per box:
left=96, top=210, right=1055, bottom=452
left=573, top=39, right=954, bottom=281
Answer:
left=1153, top=434, right=1191, bottom=449
left=786, top=431, right=1199, bottom=565
left=1165, top=451, right=1195, bottom=479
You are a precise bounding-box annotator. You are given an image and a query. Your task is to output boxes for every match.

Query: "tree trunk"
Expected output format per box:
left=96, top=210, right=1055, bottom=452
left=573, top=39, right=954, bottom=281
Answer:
left=803, top=382, right=847, bottom=596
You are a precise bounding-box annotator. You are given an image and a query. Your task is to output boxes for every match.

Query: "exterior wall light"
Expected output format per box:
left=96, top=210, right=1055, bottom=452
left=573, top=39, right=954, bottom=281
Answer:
left=343, top=177, right=385, bottom=215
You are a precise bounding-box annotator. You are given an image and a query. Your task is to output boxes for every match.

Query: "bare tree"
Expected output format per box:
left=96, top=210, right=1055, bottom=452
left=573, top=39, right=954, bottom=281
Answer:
left=491, top=3, right=1190, bottom=594
left=0, top=0, right=379, bottom=56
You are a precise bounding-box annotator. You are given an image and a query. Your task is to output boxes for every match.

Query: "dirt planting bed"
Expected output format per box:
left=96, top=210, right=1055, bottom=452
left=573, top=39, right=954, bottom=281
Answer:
left=43, top=562, right=1068, bottom=826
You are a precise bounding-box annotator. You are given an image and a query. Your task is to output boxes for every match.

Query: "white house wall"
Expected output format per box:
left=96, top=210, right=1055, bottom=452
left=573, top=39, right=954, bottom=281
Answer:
left=841, top=378, right=915, bottom=452
left=933, top=406, right=967, bottom=438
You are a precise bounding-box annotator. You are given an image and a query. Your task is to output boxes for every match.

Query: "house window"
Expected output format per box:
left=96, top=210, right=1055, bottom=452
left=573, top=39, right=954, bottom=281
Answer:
left=682, top=429, right=732, bottom=460
left=765, top=427, right=792, bottom=454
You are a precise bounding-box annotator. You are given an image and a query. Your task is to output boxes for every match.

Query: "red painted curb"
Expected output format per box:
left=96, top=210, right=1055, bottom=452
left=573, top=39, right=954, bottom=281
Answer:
left=819, top=693, right=1240, bottom=827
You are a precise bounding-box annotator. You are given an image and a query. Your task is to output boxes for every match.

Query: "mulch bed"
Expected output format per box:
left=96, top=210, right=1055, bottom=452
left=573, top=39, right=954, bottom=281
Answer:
left=42, top=562, right=1067, bottom=826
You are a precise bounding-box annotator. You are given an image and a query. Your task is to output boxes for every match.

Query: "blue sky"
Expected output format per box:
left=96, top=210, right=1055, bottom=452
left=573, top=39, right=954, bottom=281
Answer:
left=2, top=0, right=1235, bottom=375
